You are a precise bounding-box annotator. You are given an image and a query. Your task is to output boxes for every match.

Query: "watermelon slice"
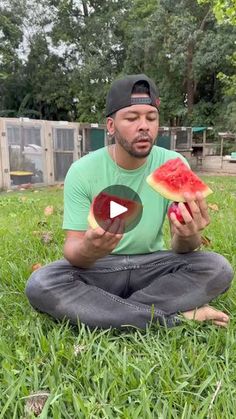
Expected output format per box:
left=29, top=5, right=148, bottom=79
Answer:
left=146, top=157, right=213, bottom=201
left=88, top=191, right=142, bottom=231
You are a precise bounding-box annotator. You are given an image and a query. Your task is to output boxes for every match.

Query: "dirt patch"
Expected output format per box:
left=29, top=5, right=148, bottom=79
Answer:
left=195, top=171, right=236, bottom=177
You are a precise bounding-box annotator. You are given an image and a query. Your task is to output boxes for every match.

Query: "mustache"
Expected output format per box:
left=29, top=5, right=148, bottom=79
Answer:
left=133, top=134, right=152, bottom=143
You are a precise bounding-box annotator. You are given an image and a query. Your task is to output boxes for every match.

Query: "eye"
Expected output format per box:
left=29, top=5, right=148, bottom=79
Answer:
left=125, top=117, right=137, bottom=122
left=147, top=115, right=157, bottom=121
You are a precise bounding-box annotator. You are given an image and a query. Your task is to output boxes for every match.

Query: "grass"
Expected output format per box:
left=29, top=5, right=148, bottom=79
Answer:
left=0, top=177, right=236, bottom=418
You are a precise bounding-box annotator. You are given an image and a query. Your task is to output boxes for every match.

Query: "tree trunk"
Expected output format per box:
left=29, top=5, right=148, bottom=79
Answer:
left=186, top=41, right=194, bottom=115
left=185, top=9, right=211, bottom=116
left=82, top=0, right=89, bottom=17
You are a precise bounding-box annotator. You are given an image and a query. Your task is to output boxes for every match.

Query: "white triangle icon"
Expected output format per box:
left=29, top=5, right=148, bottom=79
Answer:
left=110, top=200, right=128, bottom=219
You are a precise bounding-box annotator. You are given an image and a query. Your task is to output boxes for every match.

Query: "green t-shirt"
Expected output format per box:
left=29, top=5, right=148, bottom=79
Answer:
left=63, top=145, right=188, bottom=255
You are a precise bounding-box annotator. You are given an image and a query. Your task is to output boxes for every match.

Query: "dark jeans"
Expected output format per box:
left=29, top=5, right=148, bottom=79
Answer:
left=25, top=251, right=234, bottom=329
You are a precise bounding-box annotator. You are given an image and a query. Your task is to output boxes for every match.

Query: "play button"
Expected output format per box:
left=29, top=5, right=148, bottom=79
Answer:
left=110, top=200, right=128, bottom=218
left=88, top=185, right=143, bottom=233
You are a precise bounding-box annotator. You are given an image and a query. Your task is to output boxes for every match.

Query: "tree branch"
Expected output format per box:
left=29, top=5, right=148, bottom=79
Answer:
left=199, top=9, right=212, bottom=31
left=82, top=0, right=89, bottom=18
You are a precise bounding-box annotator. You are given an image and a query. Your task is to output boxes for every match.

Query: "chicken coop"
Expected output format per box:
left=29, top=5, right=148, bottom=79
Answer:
left=156, top=126, right=192, bottom=158
left=0, top=118, right=107, bottom=190
left=0, top=117, right=194, bottom=191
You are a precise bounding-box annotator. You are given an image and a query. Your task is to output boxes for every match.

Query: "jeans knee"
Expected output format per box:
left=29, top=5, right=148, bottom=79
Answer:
left=216, top=253, right=233, bottom=279
left=25, top=270, right=43, bottom=308
left=208, top=252, right=234, bottom=291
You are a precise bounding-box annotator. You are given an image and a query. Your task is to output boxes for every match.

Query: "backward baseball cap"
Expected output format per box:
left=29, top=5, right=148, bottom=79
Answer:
left=105, top=74, right=160, bottom=117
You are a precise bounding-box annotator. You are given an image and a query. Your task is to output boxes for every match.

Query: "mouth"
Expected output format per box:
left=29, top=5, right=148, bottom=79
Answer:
left=135, top=139, right=151, bottom=146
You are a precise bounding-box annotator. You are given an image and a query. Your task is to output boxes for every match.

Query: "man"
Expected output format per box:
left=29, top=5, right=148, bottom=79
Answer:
left=26, top=74, right=234, bottom=329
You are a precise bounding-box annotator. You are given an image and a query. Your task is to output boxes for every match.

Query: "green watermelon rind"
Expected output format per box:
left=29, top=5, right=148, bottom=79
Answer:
left=88, top=208, right=99, bottom=229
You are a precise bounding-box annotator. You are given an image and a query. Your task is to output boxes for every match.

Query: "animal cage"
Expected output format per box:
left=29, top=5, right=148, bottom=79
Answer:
left=0, top=118, right=193, bottom=191
left=156, top=127, right=192, bottom=149
left=0, top=118, right=108, bottom=190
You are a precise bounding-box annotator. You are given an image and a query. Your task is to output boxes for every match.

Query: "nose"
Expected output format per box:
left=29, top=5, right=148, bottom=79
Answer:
left=138, top=116, right=149, bottom=131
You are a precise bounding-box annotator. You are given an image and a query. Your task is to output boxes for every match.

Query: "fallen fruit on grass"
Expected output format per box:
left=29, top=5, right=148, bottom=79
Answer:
left=25, top=391, right=50, bottom=416
left=146, top=157, right=213, bottom=201
left=31, top=263, right=42, bottom=272
left=167, top=202, right=192, bottom=224
left=44, top=205, right=54, bottom=216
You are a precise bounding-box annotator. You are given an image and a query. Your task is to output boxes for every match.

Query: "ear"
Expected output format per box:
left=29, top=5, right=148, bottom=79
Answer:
left=106, top=117, right=115, bottom=136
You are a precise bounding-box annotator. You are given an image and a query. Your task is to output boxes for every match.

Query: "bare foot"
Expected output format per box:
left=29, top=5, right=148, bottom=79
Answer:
left=182, top=305, right=229, bottom=327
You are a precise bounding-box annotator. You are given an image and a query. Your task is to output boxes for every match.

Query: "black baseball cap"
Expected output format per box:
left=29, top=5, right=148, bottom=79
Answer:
left=106, top=74, right=160, bottom=117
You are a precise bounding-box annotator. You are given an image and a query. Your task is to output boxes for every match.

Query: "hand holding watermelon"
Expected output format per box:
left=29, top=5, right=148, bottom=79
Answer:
left=147, top=157, right=212, bottom=239
left=168, top=192, right=210, bottom=242
left=85, top=217, right=124, bottom=259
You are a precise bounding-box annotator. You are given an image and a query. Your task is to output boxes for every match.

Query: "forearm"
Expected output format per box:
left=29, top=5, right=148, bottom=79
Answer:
left=171, top=232, right=201, bottom=253
left=63, top=238, right=99, bottom=268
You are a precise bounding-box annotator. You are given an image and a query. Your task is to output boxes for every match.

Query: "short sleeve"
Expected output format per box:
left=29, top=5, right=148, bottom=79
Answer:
left=62, top=162, right=92, bottom=231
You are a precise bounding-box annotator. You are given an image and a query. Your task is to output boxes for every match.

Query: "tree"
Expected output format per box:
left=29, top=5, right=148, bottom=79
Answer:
left=0, top=4, right=24, bottom=113
left=198, top=0, right=236, bottom=130
left=122, top=0, right=235, bottom=126
left=0, top=0, right=235, bottom=127
left=50, top=0, right=131, bottom=121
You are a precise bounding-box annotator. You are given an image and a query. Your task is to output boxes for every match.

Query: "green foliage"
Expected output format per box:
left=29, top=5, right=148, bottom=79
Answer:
left=198, top=0, right=236, bottom=24
left=198, top=0, right=236, bottom=115
left=0, top=0, right=235, bottom=129
left=217, top=52, right=236, bottom=97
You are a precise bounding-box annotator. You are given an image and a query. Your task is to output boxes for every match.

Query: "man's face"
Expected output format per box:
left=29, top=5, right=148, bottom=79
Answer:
left=107, top=94, right=159, bottom=158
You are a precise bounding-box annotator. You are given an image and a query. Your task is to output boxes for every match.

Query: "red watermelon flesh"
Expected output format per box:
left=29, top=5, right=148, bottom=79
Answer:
left=88, top=192, right=142, bottom=230
left=146, top=157, right=213, bottom=202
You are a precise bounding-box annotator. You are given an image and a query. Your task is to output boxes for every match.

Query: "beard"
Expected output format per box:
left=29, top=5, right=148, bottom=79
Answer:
left=114, top=129, right=154, bottom=158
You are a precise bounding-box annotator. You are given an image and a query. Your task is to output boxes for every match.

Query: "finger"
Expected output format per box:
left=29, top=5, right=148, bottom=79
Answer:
left=103, top=233, right=124, bottom=251
left=90, top=218, right=114, bottom=238
left=118, top=218, right=125, bottom=234
left=178, top=202, right=193, bottom=224
left=182, top=192, right=208, bottom=227
left=182, top=193, right=200, bottom=222
left=183, top=191, right=203, bottom=203
left=91, top=225, right=109, bottom=238
left=169, top=206, right=198, bottom=237
left=212, top=320, right=229, bottom=327
left=195, top=192, right=210, bottom=222
left=92, top=219, right=112, bottom=237
left=107, top=218, right=120, bottom=234
left=185, top=201, right=203, bottom=227
left=183, top=191, right=195, bottom=202
left=169, top=211, right=183, bottom=228
left=106, top=217, right=123, bottom=235
left=100, top=218, right=123, bottom=236
left=185, top=191, right=208, bottom=218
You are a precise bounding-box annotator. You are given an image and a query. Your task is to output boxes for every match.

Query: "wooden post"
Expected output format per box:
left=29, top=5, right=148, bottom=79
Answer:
left=74, top=123, right=81, bottom=161
left=44, top=121, right=55, bottom=185
left=171, top=128, right=176, bottom=150
left=203, top=129, right=206, bottom=157
left=39, top=120, right=47, bottom=185
left=1, top=118, right=11, bottom=189
left=82, top=128, right=87, bottom=153
left=0, top=118, right=3, bottom=190
left=220, top=136, right=224, bottom=169
left=104, top=128, right=109, bottom=147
